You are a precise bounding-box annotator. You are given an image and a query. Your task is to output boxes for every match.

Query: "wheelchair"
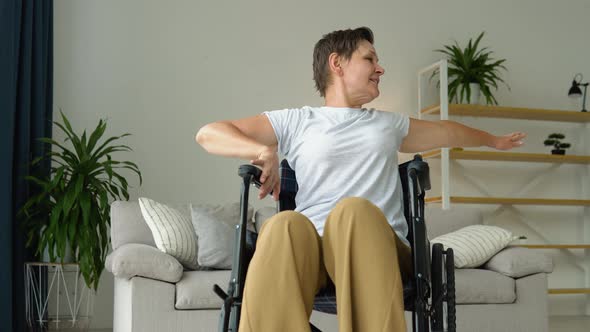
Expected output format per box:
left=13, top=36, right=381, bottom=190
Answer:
left=213, top=154, right=456, bottom=332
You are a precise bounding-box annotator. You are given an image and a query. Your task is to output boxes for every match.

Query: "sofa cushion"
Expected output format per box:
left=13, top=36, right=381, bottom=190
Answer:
left=110, top=200, right=192, bottom=251
left=139, top=197, right=199, bottom=270
left=175, top=270, right=231, bottom=309
left=425, top=205, right=483, bottom=239
left=431, top=225, right=519, bottom=268
left=110, top=201, right=157, bottom=250
left=173, top=268, right=515, bottom=309
left=254, top=206, right=277, bottom=231
left=484, top=246, right=553, bottom=278
left=190, top=202, right=253, bottom=269
left=455, top=269, right=516, bottom=304
left=106, top=243, right=184, bottom=283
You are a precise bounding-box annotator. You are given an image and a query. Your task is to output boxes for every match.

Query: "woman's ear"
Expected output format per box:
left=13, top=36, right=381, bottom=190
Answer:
left=328, top=53, right=343, bottom=76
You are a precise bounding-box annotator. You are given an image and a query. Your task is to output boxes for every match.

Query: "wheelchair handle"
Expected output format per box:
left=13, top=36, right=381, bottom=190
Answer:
left=238, top=164, right=276, bottom=195
left=238, top=165, right=262, bottom=185
left=407, top=155, right=431, bottom=192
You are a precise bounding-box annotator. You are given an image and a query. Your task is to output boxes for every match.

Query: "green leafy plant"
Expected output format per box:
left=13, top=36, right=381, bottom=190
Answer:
left=544, top=133, right=571, bottom=154
left=19, top=111, right=142, bottom=290
left=433, top=32, right=509, bottom=105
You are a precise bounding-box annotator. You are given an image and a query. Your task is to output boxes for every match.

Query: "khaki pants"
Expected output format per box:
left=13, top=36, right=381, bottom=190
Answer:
left=239, top=197, right=412, bottom=332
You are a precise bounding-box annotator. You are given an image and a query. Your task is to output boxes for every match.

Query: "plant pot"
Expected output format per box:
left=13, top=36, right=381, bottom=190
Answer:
left=42, top=241, right=75, bottom=263
left=468, top=83, right=481, bottom=104
left=551, top=149, right=566, bottom=155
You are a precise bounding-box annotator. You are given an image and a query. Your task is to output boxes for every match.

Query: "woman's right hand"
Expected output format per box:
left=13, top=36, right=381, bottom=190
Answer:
left=250, top=146, right=280, bottom=201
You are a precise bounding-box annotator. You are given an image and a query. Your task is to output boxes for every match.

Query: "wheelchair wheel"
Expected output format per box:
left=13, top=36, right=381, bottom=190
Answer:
left=445, top=248, right=456, bottom=332
left=430, top=243, right=444, bottom=332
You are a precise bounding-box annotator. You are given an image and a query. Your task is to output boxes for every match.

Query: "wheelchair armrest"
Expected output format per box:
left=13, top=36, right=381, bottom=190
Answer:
left=238, top=164, right=263, bottom=188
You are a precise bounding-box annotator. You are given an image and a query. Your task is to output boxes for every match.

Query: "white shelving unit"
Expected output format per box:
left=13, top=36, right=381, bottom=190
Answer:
left=417, top=60, right=590, bottom=315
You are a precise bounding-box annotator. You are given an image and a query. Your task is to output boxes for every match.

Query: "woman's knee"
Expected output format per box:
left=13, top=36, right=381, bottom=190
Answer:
left=332, top=197, right=383, bottom=219
left=327, top=197, right=388, bottom=230
left=259, top=210, right=316, bottom=238
left=335, top=196, right=378, bottom=210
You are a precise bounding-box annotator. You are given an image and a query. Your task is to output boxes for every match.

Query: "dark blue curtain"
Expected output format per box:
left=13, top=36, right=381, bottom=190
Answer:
left=0, top=1, right=53, bottom=331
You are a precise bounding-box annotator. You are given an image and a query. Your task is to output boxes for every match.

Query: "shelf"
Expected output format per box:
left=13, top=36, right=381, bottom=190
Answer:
left=420, top=104, right=590, bottom=122
left=514, top=244, right=590, bottom=249
left=425, top=196, right=590, bottom=206
left=422, top=148, right=590, bottom=164
left=418, top=62, right=590, bottom=315
left=549, top=288, right=590, bottom=295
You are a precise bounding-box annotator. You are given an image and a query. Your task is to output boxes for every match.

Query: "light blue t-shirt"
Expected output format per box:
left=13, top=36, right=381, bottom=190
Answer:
left=264, top=106, right=411, bottom=246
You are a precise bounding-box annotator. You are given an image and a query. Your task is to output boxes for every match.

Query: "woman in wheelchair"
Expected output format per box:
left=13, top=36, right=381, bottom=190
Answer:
left=196, top=27, right=526, bottom=332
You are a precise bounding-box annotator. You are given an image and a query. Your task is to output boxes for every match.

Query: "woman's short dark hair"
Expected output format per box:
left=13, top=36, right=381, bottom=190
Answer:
left=312, top=27, right=374, bottom=97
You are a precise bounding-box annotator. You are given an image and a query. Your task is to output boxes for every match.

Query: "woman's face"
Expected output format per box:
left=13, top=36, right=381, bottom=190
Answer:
left=340, top=40, right=385, bottom=105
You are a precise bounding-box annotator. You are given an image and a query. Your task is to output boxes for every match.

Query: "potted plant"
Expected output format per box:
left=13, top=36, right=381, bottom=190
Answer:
left=544, top=133, right=571, bottom=155
left=433, top=32, right=509, bottom=105
left=19, top=111, right=142, bottom=290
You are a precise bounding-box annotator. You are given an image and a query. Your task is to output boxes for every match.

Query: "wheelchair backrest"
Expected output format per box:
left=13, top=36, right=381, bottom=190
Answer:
left=278, top=159, right=298, bottom=211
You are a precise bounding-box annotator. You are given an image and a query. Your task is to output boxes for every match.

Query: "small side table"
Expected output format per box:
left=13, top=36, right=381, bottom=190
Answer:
left=24, top=262, right=95, bottom=330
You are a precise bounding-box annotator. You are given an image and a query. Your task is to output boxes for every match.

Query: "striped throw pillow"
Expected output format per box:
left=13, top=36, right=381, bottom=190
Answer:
left=138, top=197, right=198, bottom=269
left=431, top=225, right=519, bottom=268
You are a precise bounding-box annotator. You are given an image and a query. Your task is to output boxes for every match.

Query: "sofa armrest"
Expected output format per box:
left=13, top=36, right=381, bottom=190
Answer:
left=106, top=243, right=183, bottom=283
left=483, top=246, right=553, bottom=278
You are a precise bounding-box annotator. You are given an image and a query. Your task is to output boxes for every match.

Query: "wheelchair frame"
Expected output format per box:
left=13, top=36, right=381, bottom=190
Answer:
left=214, top=155, right=456, bottom=332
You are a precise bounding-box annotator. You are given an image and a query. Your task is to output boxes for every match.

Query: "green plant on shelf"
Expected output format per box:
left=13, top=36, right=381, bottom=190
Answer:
left=544, top=133, right=571, bottom=155
left=432, top=31, right=509, bottom=105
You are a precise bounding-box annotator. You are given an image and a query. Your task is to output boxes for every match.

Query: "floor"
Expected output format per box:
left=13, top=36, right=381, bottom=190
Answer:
left=87, top=315, right=590, bottom=331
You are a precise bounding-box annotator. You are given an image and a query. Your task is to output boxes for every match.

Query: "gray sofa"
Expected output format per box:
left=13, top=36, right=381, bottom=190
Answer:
left=106, top=201, right=552, bottom=332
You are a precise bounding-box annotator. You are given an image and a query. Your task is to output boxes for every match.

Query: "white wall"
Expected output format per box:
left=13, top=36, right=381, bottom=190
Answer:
left=54, top=0, right=590, bottom=328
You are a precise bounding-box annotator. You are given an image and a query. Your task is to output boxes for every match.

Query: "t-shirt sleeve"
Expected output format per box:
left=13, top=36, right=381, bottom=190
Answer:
left=393, top=112, right=410, bottom=143
left=262, top=108, right=300, bottom=156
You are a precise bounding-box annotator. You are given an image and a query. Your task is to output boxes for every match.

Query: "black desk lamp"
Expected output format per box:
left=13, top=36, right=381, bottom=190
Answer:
left=568, top=73, right=588, bottom=112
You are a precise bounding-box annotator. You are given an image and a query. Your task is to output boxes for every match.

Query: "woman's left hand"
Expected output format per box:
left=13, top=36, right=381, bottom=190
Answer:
left=491, top=132, right=527, bottom=150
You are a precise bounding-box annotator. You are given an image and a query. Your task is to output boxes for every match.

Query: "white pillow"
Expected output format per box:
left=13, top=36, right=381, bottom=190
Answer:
left=190, top=202, right=253, bottom=269
left=431, top=225, right=519, bottom=268
left=138, top=197, right=198, bottom=270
